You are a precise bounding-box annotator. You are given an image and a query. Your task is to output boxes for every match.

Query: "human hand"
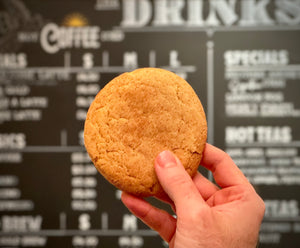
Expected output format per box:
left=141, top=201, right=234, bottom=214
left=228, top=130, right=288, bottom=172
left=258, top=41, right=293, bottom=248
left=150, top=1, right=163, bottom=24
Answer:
left=121, top=143, right=265, bottom=248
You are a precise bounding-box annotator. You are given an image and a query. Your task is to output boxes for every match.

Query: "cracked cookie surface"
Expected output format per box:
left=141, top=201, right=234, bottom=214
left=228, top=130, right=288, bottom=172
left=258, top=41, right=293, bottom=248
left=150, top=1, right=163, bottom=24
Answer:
left=84, top=68, right=207, bottom=196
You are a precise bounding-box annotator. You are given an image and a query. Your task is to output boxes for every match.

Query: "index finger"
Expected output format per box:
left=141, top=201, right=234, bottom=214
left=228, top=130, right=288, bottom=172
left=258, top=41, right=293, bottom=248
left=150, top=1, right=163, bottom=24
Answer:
left=201, top=143, right=249, bottom=188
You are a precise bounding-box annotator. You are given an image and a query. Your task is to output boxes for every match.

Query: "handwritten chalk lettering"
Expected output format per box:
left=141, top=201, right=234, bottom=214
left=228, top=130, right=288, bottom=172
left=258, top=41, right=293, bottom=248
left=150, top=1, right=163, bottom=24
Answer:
left=10, top=97, right=19, bottom=108
left=82, top=53, right=94, bottom=69
left=280, top=175, right=300, bottom=185
left=72, top=236, right=99, bottom=246
left=0, top=53, right=27, bottom=69
left=169, top=50, right=181, bottom=67
left=225, top=148, right=244, bottom=157
left=0, top=176, right=18, bottom=186
left=262, top=79, right=286, bottom=89
left=225, top=126, right=292, bottom=144
left=226, top=103, right=258, bottom=116
left=293, top=157, right=300, bottom=166
left=12, top=110, right=42, bottom=121
left=228, top=79, right=262, bottom=93
left=71, top=177, right=97, bottom=187
left=78, top=130, right=84, bottom=146
left=224, top=50, right=289, bottom=66
left=79, top=214, right=91, bottom=231
left=37, top=71, right=71, bottom=81
left=233, top=158, right=266, bottom=167
left=100, top=30, right=124, bottom=42
left=40, top=23, right=100, bottom=54
left=0, top=111, right=11, bottom=122
left=227, top=89, right=284, bottom=102
left=261, top=222, right=292, bottom=233
left=76, top=84, right=100, bottom=95
left=76, top=109, right=88, bottom=120
left=257, top=126, right=291, bottom=143
left=72, top=189, right=97, bottom=199
left=226, top=126, right=255, bottom=144
left=17, top=31, right=39, bottom=42
left=244, top=148, right=264, bottom=157
left=225, top=71, right=265, bottom=80
left=0, top=153, right=22, bottom=163
left=71, top=152, right=91, bottom=163
left=71, top=200, right=97, bottom=211
left=265, top=200, right=299, bottom=218
left=242, top=167, right=276, bottom=175
left=21, top=236, right=47, bottom=247
left=260, top=103, right=300, bottom=117
left=121, top=0, right=152, bottom=27
left=122, top=214, right=138, bottom=231
left=95, top=0, right=119, bottom=10
left=124, top=51, right=138, bottom=68
left=225, top=92, right=263, bottom=103
left=76, top=96, right=95, bottom=108
left=71, top=165, right=97, bottom=176
left=0, top=133, right=26, bottom=149
left=259, top=233, right=281, bottom=244
left=0, top=189, right=21, bottom=199
left=76, top=72, right=100, bottom=82
left=0, top=236, right=20, bottom=246
left=0, top=200, right=34, bottom=211
left=276, top=0, right=300, bottom=25
left=121, top=0, right=300, bottom=27
left=19, top=97, right=48, bottom=108
left=1, top=215, right=42, bottom=232
left=266, top=148, right=297, bottom=158
left=0, top=98, right=9, bottom=109
left=269, top=158, right=291, bottom=166
left=263, top=92, right=284, bottom=102
left=118, top=236, right=144, bottom=248
left=115, top=190, right=122, bottom=200
left=250, top=175, right=280, bottom=185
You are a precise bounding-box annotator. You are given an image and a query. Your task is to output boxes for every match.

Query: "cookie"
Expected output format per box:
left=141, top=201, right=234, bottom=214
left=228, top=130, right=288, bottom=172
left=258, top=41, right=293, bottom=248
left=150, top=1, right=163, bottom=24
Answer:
left=84, top=68, right=207, bottom=197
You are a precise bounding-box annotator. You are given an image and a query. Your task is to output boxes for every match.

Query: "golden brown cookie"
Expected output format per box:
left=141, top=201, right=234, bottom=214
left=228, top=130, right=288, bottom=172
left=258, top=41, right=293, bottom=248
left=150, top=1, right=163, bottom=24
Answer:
left=84, top=68, right=207, bottom=197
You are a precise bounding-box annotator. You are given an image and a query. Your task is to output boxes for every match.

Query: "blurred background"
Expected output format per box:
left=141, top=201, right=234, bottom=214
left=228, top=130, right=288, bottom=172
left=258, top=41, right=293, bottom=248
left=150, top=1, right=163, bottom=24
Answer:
left=0, top=0, right=300, bottom=247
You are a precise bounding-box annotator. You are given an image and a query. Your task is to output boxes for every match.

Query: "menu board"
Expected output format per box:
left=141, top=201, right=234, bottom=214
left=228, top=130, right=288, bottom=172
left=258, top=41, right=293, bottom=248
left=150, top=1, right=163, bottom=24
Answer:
left=0, top=0, right=300, bottom=247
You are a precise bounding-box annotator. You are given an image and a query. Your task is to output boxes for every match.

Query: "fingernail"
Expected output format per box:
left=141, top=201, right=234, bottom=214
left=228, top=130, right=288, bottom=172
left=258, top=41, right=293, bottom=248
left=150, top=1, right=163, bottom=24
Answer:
left=156, top=150, right=177, bottom=168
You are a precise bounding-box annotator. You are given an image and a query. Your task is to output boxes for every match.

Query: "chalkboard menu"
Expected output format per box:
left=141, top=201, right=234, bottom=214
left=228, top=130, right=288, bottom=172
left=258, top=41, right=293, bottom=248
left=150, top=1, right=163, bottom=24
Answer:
left=0, top=0, right=300, bottom=247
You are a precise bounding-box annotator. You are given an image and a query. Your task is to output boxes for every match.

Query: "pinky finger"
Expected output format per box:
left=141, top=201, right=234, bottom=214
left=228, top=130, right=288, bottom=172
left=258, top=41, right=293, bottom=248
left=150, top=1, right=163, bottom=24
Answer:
left=121, top=192, right=176, bottom=242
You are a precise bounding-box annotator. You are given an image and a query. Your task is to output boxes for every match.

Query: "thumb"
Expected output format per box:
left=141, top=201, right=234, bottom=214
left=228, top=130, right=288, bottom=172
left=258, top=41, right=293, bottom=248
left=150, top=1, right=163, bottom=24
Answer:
left=155, top=151, right=205, bottom=209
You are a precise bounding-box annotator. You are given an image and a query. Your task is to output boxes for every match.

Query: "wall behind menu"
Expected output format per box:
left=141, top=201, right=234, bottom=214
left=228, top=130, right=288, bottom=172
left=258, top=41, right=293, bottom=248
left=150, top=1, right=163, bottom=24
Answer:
left=0, top=0, right=300, bottom=247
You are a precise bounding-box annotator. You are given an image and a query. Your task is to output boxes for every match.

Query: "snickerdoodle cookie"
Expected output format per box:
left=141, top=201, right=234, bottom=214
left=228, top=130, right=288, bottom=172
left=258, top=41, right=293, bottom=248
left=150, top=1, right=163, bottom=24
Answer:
left=84, top=68, right=207, bottom=196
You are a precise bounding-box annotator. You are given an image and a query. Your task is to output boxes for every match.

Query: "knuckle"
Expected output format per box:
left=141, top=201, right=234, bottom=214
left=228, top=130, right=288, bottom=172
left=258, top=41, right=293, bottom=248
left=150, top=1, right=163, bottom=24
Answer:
left=182, top=205, right=210, bottom=223
left=169, top=174, right=191, bottom=189
left=220, top=152, right=234, bottom=165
